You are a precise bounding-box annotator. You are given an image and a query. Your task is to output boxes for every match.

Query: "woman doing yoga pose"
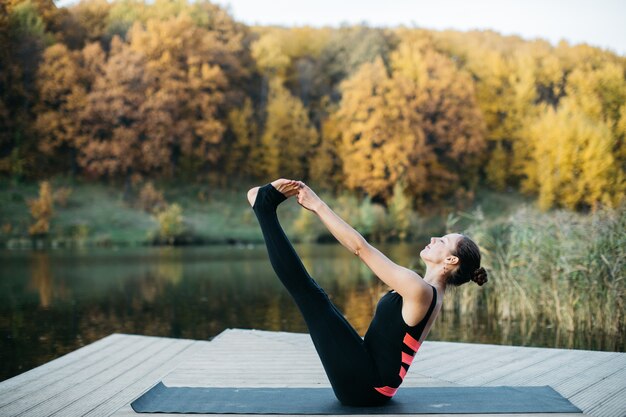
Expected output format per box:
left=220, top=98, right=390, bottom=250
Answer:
left=247, top=179, right=488, bottom=407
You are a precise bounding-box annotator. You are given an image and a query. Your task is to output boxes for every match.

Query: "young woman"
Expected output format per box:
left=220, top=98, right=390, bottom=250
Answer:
left=247, top=178, right=488, bottom=407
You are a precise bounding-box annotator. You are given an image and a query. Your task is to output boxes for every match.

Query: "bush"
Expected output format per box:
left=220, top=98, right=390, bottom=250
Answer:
left=154, top=203, right=186, bottom=244
left=28, top=181, right=54, bottom=236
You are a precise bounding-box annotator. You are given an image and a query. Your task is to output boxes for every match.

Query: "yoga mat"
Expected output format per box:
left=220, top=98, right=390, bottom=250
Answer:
left=131, top=382, right=582, bottom=414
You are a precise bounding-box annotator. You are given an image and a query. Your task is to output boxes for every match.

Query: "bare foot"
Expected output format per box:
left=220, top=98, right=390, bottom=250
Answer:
left=247, top=179, right=300, bottom=207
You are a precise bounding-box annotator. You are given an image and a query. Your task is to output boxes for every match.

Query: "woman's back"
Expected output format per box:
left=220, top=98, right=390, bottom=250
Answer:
left=364, top=286, right=438, bottom=396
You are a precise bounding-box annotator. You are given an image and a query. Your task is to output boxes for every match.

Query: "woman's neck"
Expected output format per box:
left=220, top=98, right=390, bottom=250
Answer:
left=423, top=265, right=447, bottom=294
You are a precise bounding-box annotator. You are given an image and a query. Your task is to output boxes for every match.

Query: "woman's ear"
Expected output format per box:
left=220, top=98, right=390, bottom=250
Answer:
left=445, top=255, right=459, bottom=266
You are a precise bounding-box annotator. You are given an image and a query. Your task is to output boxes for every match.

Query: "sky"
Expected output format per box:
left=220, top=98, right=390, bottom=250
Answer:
left=54, top=0, right=626, bottom=56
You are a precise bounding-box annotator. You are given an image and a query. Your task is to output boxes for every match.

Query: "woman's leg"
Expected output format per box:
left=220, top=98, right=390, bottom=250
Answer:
left=251, top=183, right=384, bottom=405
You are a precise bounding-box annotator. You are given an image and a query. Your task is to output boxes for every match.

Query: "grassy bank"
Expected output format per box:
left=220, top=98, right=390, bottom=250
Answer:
left=0, top=177, right=529, bottom=248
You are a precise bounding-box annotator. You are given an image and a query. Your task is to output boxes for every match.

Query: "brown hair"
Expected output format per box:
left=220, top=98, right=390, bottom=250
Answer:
left=448, top=235, right=488, bottom=286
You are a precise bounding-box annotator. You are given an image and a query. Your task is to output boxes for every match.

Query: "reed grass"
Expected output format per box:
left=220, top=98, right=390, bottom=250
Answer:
left=444, top=202, right=625, bottom=336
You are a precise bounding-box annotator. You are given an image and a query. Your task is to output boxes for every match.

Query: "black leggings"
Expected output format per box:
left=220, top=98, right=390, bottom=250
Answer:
left=252, top=183, right=389, bottom=406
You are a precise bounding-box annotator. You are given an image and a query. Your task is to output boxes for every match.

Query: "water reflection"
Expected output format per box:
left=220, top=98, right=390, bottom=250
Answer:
left=29, top=252, right=53, bottom=308
left=0, top=244, right=623, bottom=382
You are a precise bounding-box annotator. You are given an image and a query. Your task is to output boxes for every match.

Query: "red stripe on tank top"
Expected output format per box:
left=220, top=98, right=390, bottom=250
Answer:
left=403, top=333, right=421, bottom=352
left=399, top=365, right=407, bottom=380
left=401, top=351, right=414, bottom=365
left=374, top=385, right=398, bottom=397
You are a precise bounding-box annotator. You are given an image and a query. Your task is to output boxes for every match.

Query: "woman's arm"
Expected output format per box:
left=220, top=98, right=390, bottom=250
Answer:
left=296, top=182, right=425, bottom=298
left=314, top=202, right=367, bottom=256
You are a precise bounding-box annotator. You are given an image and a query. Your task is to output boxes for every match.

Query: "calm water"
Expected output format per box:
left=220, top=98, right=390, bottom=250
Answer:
left=0, top=244, right=622, bottom=382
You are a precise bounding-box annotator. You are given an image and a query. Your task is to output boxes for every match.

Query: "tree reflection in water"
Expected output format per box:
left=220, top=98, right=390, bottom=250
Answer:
left=0, top=244, right=623, bottom=382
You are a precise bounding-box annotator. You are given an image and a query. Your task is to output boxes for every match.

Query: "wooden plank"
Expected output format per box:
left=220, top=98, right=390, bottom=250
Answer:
left=80, top=340, right=209, bottom=417
left=524, top=352, right=621, bottom=387
left=457, top=349, right=563, bottom=385
left=410, top=342, right=474, bottom=364
left=412, top=345, right=503, bottom=377
left=50, top=339, right=203, bottom=417
left=0, top=334, right=156, bottom=412
left=2, top=336, right=169, bottom=417
left=480, top=349, right=567, bottom=385
left=587, top=386, right=626, bottom=417
left=553, top=354, right=626, bottom=397
left=166, top=335, right=329, bottom=387
left=423, top=344, right=536, bottom=381
left=485, top=349, right=606, bottom=385
left=166, top=331, right=457, bottom=390
left=0, top=333, right=124, bottom=396
left=568, top=368, right=626, bottom=410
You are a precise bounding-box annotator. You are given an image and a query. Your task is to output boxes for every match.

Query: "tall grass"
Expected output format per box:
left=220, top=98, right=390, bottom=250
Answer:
left=445, top=203, right=625, bottom=336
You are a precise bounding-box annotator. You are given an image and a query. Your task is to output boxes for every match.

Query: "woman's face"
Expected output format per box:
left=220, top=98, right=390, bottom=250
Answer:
left=419, top=233, right=463, bottom=265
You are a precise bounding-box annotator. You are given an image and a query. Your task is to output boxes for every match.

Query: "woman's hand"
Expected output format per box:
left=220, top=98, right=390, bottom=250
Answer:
left=294, top=181, right=325, bottom=213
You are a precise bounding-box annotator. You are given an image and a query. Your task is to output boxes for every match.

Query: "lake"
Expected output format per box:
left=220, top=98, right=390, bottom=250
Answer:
left=1, top=244, right=623, bottom=382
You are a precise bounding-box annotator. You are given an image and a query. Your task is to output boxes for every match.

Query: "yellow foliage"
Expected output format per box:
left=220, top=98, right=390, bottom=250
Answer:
left=485, top=140, right=508, bottom=191
left=521, top=101, right=624, bottom=210
left=260, top=77, right=317, bottom=179
left=28, top=180, right=54, bottom=236
left=225, top=98, right=260, bottom=177
left=251, top=26, right=331, bottom=78
left=155, top=203, right=185, bottom=244
left=336, top=37, right=485, bottom=204
left=309, top=108, right=344, bottom=188
left=35, top=43, right=88, bottom=163
left=336, top=56, right=418, bottom=200
left=251, top=31, right=291, bottom=78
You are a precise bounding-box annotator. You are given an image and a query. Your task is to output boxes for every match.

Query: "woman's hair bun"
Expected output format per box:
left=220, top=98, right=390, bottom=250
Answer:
left=471, top=267, right=488, bottom=286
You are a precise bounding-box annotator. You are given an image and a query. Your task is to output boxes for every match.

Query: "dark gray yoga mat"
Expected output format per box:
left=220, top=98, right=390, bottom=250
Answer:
left=131, top=382, right=582, bottom=414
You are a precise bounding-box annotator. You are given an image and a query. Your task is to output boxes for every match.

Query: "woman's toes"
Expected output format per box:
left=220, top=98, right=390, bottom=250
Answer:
left=270, top=178, right=288, bottom=191
left=247, top=186, right=260, bottom=207
left=270, top=178, right=297, bottom=196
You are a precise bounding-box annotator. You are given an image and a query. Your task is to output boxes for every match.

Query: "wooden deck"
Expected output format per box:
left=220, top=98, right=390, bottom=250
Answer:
left=0, top=328, right=623, bottom=417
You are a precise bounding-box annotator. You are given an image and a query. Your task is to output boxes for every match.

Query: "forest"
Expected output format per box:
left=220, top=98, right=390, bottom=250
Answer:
left=1, top=0, right=624, bottom=212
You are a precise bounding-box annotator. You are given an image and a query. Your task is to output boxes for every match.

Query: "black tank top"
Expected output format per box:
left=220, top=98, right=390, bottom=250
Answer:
left=363, top=285, right=438, bottom=397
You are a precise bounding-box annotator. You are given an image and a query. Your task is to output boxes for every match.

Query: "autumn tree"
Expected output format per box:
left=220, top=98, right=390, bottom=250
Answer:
left=521, top=102, right=624, bottom=210
left=127, top=14, right=230, bottom=177
left=390, top=31, right=486, bottom=203
left=78, top=35, right=151, bottom=181
left=309, top=102, right=344, bottom=190
left=223, top=98, right=261, bottom=178
left=259, top=77, right=318, bottom=179
left=334, top=56, right=422, bottom=202
left=66, top=0, right=112, bottom=47
left=335, top=33, right=485, bottom=206
left=35, top=43, right=89, bottom=174
left=430, top=30, right=560, bottom=190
